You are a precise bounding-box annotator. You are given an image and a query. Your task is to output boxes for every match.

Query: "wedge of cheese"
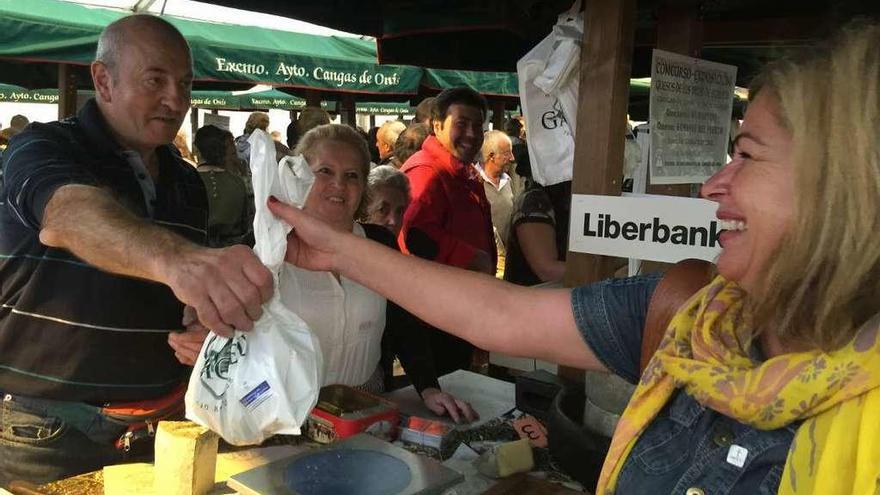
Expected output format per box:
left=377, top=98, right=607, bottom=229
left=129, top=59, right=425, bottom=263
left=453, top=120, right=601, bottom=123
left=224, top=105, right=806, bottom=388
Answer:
left=475, top=438, right=535, bottom=478
left=154, top=421, right=219, bottom=495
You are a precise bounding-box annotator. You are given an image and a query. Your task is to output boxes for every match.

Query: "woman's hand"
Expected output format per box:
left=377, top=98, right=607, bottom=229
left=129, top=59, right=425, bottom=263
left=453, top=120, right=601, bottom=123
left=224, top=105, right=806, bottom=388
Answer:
left=267, top=196, right=341, bottom=272
left=168, top=306, right=210, bottom=366
left=421, top=387, right=479, bottom=424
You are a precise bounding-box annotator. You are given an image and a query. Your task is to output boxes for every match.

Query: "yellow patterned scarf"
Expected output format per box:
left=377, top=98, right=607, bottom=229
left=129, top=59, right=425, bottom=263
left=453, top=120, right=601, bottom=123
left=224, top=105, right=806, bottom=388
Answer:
left=597, top=276, right=880, bottom=495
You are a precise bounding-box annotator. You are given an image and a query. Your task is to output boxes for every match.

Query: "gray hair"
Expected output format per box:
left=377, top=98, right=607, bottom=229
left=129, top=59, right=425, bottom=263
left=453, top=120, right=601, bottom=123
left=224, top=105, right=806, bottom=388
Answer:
left=96, top=14, right=190, bottom=75
left=367, top=165, right=410, bottom=199
left=480, top=129, right=511, bottom=163
left=377, top=120, right=406, bottom=147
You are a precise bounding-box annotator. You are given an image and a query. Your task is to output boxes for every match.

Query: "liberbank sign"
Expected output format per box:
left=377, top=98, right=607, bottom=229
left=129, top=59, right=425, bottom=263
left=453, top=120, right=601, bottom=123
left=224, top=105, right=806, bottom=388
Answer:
left=196, top=51, right=422, bottom=94
left=569, top=194, right=721, bottom=263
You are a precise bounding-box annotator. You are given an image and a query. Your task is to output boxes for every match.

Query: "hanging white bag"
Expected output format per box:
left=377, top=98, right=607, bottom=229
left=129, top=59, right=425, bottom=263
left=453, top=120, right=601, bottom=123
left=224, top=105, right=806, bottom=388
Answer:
left=517, top=1, right=583, bottom=186
left=185, top=129, right=323, bottom=446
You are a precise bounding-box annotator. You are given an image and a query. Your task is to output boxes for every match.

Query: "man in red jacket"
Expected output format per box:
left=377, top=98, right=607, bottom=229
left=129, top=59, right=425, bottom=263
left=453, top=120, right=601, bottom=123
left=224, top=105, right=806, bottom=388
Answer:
left=399, top=87, right=496, bottom=375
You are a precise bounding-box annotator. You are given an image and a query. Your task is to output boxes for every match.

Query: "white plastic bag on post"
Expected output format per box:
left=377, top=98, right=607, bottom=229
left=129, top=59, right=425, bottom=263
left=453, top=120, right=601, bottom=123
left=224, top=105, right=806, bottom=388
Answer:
left=185, top=129, right=323, bottom=446
left=517, top=1, right=583, bottom=186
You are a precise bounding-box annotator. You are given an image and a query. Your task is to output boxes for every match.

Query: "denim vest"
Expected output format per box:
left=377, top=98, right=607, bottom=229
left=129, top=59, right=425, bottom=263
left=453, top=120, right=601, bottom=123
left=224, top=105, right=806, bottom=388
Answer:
left=571, top=275, right=795, bottom=494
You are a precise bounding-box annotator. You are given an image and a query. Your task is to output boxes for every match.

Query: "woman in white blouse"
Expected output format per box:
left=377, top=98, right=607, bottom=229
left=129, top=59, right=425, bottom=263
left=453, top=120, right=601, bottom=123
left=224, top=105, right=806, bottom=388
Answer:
left=172, top=124, right=476, bottom=423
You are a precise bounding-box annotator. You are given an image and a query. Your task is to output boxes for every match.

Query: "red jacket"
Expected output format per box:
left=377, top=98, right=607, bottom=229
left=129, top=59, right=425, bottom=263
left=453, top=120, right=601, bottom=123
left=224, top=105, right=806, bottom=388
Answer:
left=398, top=135, right=496, bottom=269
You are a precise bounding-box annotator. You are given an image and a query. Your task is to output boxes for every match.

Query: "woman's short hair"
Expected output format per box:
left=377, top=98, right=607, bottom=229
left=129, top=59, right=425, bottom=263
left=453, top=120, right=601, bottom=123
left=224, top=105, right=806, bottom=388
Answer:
left=749, top=21, right=880, bottom=350
left=193, top=125, right=229, bottom=166
left=243, top=112, right=269, bottom=135
left=367, top=165, right=410, bottom=200
left=295, top=107, right=331, bottom=139
left=295, top=123, right=371, bottom=218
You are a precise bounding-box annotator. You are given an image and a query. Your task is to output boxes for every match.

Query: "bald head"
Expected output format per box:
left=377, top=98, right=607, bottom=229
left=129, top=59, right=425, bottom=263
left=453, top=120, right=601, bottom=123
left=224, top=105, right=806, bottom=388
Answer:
left=96, top=14, right=191, bottom=76
left=91, top=14, right=193, bottom=158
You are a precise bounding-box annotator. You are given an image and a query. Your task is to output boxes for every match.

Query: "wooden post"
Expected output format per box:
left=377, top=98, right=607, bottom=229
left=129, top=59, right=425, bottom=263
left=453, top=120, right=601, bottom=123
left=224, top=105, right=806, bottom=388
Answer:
left=339, top=94, right=356, bottom=126
left=190, top=107, right=199, bottom=151
left=647, top=0, right=702, bottom=197
left=559, top=0, right=636, bottom=383
left=490, top=99, right=505, bottom=130
left=304, top=90, right=321, bottom=108
left=369, top=114, right=376, bottom=129
left=57, top=64, right=78, bottom=119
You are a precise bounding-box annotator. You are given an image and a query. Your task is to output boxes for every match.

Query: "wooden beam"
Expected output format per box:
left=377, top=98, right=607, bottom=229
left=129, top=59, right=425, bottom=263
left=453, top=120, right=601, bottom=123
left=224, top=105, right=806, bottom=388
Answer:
left=190, top=107, right=199, bottom=158
left=57, top=64, right=78, bottom=120
left=564, top=0, right=636, bottom=287
left=490, top=99, right=505, bottom=130
left=559, top=0, right=636, bottom=383
left=338, top=94, right=356, bottom=126
left=304, top=89, right=321, bottom=108
left=635, top=16, right=823, bottom=48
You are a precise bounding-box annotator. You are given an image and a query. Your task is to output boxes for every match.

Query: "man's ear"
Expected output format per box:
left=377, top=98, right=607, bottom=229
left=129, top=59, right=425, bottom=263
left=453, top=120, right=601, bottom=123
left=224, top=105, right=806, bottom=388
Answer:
left=431, top=118, right=443, bottom=135
left=91, top=61, right=113, bottom=102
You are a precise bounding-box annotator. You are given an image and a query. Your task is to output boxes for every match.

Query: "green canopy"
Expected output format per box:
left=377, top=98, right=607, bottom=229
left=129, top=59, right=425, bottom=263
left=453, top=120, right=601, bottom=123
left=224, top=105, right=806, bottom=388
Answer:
left=0, top=0, right=422, bottom=94
left=0, top=83, right=60, bottom=104
left=423, top=69, right=519, bottom=97
left=0, top=84, right=415, bottom=115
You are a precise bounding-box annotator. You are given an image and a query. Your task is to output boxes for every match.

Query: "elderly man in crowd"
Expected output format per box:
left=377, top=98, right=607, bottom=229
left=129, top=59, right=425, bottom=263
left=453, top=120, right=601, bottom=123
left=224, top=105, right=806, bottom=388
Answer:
left=0, top=15, right=271, bottom=485
left=375, top=120, right=406, bottom=166
left=399, top=87, right=495, bottom=375
left=476, top=130, right=517, bottom=253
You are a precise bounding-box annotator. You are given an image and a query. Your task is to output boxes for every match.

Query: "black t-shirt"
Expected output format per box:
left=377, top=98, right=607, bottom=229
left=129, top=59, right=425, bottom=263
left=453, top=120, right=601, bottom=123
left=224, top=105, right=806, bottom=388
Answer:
left=504, top=182, right=567, bottom=286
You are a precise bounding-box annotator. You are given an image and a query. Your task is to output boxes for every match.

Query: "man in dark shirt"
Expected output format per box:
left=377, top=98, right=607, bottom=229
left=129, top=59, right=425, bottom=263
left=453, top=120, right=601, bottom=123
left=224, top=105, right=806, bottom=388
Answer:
left=0, top=15, right=271, bottom=484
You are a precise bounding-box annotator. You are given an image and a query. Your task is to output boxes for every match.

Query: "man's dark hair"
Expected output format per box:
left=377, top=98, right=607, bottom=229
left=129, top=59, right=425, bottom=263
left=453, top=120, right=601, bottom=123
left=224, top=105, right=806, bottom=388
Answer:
left=393, top=123, right=430, bottom=166
left=193, top=125, right=229, bottom=165
left=504, top=118, right=523, bottom=138
left=430, top=88, right=488, bottom=127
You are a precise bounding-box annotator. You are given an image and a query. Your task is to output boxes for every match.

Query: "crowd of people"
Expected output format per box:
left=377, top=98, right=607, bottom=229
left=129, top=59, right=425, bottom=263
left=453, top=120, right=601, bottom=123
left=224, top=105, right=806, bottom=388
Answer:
left=0, top=9, right=878, bottom=495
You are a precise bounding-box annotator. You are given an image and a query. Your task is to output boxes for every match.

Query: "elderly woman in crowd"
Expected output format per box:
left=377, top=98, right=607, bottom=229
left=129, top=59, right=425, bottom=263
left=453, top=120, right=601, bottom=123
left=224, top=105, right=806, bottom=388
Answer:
left=173, top=124, right=476, bottom=422
left=268, top=23, right=880, bottom=494
left=364, top=165, right=410, bottom=236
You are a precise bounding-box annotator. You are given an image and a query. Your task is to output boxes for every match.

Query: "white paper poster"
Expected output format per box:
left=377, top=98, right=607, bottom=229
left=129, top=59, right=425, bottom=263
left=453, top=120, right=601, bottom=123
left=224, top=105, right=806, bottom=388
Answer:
left=568, top=194, right=721, bottom=264
left=650, top=50, right=737, bottom=184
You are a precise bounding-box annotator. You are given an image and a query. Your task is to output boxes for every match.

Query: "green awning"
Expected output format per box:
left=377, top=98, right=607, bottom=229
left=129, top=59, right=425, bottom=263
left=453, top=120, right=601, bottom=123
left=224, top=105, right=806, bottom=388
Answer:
left=0, top=83, right=60, bottom=103
left=190, top=90, right=239, bottom=110
left=0, top=0, right=422, bottom=94
left=423, top=69, right=519, bottom=97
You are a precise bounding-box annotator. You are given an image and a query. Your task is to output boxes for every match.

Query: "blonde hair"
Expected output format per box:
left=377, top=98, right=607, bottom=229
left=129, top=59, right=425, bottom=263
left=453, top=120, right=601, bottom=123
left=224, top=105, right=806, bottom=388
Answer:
left=295, top=124, right=371, bottom=218
left=751, top=21, right=880, bottom=350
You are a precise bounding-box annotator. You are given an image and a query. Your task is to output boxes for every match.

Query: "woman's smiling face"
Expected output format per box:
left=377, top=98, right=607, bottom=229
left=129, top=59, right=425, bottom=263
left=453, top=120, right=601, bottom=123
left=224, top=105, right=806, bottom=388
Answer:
left=701, top=91, right=795, bottom=292
left=303, top=140, right=365, bottom=231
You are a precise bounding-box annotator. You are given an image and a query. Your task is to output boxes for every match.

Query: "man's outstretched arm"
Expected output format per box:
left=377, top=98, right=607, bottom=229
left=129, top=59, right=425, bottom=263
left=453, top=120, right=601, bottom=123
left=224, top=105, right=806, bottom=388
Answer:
left=40, top=184, right=272, bottom=335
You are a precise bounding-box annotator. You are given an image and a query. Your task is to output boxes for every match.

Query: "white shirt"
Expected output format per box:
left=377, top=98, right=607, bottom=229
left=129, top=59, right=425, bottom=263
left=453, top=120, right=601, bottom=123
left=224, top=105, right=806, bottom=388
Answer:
left=279, top=223, right=387, bottom=387
left=473, top=163, right=510, bottom=191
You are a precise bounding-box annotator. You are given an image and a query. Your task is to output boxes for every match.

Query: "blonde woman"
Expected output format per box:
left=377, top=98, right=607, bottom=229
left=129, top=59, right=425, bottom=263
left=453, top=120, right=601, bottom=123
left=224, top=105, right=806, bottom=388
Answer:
left=173, top=124, right=477, bottom=423
left=268, top=23, right=880, bottom=495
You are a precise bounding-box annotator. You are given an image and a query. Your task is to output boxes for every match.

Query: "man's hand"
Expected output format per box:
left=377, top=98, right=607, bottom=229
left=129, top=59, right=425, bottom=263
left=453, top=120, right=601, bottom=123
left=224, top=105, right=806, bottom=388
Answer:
left=267, top=196, right=341, bottom=272
left=421, top=388, right=479, bottom=424
left=168, top=306, right=209, bottom=366
left=162, top=244, right=272, bottom=336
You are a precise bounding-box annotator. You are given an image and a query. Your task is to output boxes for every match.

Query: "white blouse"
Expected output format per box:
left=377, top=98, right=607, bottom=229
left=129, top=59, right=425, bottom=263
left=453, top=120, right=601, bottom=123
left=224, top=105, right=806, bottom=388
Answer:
left=279, top=223, right=387, bottom=387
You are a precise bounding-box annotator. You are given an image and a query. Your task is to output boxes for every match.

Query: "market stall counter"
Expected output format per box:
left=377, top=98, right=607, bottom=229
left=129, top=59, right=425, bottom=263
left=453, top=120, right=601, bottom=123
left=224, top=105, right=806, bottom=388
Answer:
left=3, top=371, right=586, bottom=495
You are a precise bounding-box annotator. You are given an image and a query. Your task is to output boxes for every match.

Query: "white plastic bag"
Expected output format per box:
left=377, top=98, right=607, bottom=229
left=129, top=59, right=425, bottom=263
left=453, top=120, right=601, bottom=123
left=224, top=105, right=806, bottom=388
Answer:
left=185, top=130, right=323, bottom=446
left=517, top=1, right=583, bottom=186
